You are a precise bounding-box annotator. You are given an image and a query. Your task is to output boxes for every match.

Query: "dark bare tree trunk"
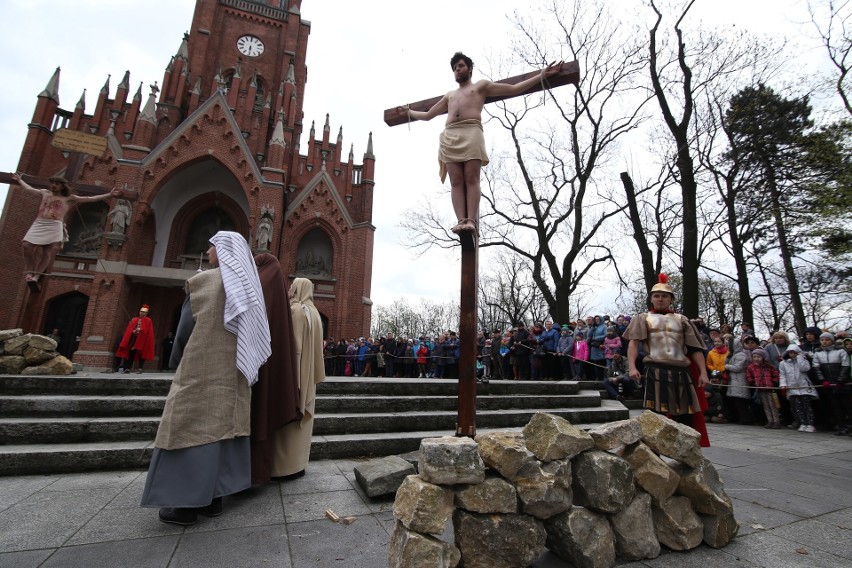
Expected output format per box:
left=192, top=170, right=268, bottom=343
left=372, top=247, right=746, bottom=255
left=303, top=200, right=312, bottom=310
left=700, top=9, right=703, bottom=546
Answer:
left=648, top=1, right=701, bottom=317
left=620, top=172, right=657, bottom=294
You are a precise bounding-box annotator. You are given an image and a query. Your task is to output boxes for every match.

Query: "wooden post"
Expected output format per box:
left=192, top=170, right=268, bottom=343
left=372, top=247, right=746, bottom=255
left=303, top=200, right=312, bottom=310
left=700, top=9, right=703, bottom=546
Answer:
left=456, top=231, right=478, bottom=437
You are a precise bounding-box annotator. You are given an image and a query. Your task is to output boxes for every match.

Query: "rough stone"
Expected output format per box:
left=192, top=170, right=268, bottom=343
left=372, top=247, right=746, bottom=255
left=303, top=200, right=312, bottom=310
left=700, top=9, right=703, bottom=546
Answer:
left=701, top=510, right=739, bottom=548
left=354, top=455, right=416, bottom=497
left=419, top=436, right=485, bottom=486
left=388, top=521, right=460, bottom=568
left=636, top=411, right=702, bottom=467
left=454, top=474, right=518, bottom=514
left=475, top=431, right=536, bottom=480
left=608, top=491, right=661, bottom=560
left=544, top=507, right=615, bottom=568
left=674, top=458, right=734, bottom=515
left=622, top=442, right=680, bottom=502
left=3, top=333, right=32, bottom=355
left=0, top=355, right=27, bottom=375
left=572, top=450, right=635, bottom=514
left=522, top=411, right=595, bottom=461
left=588, top=418, right=641, bottom=451
left=27, top=355, right=74, bottom=375
left=652, top=495, right=704, bottom=551
left=28, top=334, right=58, bottom=351
left=453, top=510, right=546, bottom=568
left=514, top=459, right=573, bottom=519
left=393, top=475, right=454, bottom=535
left=23, top=345, right=57, bottom=365
left=0, top=328, right=23, bottom=342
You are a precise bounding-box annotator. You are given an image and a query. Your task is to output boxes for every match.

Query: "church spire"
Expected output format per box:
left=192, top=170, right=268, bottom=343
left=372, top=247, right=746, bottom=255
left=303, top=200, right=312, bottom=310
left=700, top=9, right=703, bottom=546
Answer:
left=139, top=82, right=159, bottom=123
left=364, top=132, right=374, bottom=159
left=175, top=32, right=189, bottom=61
left=100, top=74, right=111, bottom=95
left=76, top=89, right=86, bottom=111
left=39, top=67, right=61, bottom=102
left=118, top=70, right=130, bottom=90
left=133, top=81, right=143, bottom=102
left=270, top=110, right=286, bottom=147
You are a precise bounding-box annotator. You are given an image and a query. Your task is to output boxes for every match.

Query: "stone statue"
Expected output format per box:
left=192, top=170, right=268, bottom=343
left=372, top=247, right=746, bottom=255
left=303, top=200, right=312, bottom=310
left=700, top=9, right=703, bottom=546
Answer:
left=256, top=205, right=274, bottom=251
left=107, top=199, right=132, bottom=234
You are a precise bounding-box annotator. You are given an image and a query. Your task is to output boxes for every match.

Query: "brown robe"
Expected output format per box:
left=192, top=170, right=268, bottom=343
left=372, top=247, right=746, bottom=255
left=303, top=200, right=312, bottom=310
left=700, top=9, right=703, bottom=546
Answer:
left=250, top=253, right=301, bottom=485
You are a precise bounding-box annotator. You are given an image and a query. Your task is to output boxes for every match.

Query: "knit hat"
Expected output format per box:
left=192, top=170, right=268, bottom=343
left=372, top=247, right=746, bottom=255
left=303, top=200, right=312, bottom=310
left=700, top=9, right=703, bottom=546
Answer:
left=751, top=348, right=768, bottom=360
left=820, top=332, right=835, bottom=341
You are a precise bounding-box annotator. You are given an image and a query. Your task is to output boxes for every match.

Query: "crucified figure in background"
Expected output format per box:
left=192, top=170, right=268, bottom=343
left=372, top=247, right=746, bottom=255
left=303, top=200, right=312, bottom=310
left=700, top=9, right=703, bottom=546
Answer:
left=13, top=172, right=121, bottom=290
left=404, top=52, right=562, bottom=235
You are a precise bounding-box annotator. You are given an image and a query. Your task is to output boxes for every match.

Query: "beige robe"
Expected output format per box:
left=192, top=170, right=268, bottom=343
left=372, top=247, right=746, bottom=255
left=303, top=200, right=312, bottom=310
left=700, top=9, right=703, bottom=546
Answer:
left=270, top=278, right=326, bottom=476
left=155, top=268, right=251, bottom=450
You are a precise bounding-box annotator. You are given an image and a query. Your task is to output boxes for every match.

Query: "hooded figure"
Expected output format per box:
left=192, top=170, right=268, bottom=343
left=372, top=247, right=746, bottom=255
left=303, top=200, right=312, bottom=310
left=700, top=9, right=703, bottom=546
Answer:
left=250, top=253, right=301, bottom=485
left=141, top=231, right=271, bottom=525
left=270, top=277, right=326, bottom=478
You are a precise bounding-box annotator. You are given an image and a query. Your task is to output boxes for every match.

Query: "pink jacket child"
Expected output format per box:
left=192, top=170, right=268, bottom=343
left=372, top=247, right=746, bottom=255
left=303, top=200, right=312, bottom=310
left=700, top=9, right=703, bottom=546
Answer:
left=603, top=334, right=622, bottom=360
left=573, top=338, right=589, bottom=362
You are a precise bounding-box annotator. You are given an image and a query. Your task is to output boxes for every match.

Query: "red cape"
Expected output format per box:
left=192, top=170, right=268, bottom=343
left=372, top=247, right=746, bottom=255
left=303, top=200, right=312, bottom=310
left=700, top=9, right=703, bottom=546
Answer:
left=115, top=316, right=155, bottom=360
left=689, top=359, right=710, bottom=447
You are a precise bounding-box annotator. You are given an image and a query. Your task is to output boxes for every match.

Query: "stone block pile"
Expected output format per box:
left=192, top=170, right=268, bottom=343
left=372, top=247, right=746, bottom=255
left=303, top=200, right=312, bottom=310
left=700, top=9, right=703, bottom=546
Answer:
left=387, top=411, right=738, bottom=568
left=0, top=329, right=73, bottom=375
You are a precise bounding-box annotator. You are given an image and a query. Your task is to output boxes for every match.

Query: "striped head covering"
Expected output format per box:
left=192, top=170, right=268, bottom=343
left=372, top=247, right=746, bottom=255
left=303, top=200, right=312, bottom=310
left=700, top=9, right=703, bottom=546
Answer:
left=209, top=231, right=271, bottom=386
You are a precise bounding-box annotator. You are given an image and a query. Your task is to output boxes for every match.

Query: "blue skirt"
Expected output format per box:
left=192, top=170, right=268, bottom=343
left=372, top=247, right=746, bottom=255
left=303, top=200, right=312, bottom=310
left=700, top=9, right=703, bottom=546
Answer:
left=140, top=437, right=251, bottom=508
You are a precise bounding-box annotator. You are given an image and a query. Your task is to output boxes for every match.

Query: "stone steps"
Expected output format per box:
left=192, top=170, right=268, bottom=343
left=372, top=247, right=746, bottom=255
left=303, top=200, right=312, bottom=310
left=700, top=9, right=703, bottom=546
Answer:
left=0, top=374, right=629, bottom=475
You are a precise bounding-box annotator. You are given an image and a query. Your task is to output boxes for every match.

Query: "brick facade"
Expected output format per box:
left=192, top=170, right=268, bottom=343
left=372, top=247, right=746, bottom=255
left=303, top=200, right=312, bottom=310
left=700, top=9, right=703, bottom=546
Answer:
left=0, top=0, right=375, bottom=369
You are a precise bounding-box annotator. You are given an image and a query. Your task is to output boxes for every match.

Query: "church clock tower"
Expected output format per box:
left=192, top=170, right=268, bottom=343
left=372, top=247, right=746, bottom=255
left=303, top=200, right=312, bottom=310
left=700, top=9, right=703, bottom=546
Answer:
left=0, top=0, right=376, bottom=369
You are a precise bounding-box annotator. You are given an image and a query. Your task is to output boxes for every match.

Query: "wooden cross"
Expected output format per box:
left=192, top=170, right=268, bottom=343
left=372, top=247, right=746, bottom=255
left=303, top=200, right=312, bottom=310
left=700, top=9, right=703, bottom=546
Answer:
left=383, top=61, right=580, bottom=437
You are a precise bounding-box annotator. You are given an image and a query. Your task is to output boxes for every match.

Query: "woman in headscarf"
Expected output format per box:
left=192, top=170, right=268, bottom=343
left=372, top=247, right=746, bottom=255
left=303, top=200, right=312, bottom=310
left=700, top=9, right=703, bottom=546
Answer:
left=250, top=253, right=301, bottom=486
left=141, top=231, right=271, bottom=525
left=270, top=277, right=326, bottom=478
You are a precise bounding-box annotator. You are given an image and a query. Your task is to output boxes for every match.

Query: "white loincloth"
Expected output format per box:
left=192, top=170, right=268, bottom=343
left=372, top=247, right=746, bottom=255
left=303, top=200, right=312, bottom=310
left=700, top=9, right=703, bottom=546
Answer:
left=23, top=218, right=66, bottom=245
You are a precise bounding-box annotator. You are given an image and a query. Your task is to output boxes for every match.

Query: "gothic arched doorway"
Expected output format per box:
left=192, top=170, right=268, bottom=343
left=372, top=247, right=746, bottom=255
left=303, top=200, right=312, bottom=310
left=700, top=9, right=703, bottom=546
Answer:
left=43, top=292, right=89, bottom=359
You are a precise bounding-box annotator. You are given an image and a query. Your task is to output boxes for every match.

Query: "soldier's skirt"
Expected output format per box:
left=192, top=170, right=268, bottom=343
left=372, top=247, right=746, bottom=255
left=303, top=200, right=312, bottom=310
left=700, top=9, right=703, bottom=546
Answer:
left=643, top=362, right=700, bottom=416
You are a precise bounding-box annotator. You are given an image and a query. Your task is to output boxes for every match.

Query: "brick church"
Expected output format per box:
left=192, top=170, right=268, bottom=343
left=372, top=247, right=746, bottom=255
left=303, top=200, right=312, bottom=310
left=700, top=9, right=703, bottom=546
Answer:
left=0, top=0, right=375, bottom=369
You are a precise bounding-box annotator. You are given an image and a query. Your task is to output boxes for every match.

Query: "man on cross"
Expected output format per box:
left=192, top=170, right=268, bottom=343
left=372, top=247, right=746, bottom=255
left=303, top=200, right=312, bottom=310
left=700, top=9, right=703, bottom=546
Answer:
left=12, top=172, right=121, bottom=289
left=404, top=52, right=562, bottom=235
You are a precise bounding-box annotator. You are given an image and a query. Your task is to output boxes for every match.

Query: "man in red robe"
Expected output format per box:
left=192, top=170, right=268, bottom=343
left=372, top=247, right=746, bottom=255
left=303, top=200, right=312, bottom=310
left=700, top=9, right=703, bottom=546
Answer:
left=116, top=305, right=156, bottom=373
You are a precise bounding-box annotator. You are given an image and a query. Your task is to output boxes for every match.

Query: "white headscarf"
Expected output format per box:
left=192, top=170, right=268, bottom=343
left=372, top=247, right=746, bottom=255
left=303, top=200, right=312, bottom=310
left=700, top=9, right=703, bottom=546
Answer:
left=209, top=231, right=271, bottom=386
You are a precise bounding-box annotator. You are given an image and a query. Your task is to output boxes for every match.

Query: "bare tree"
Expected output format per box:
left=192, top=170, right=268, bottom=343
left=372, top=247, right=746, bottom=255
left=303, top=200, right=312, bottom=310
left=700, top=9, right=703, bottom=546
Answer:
left=478, top=253, right=543, bottom=328
left=810, top=0, right=852, bottom=115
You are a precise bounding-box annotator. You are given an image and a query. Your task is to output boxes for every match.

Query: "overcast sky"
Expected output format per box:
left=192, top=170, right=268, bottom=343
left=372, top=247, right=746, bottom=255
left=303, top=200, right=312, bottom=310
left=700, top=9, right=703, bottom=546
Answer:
left=0, top=0, right=838, bottom=313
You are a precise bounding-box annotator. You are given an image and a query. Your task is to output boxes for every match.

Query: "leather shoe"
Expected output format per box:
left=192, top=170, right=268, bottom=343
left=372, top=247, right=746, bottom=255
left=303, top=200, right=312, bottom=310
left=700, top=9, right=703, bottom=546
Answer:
left=197, top=497, right=223, bottom=517
left=158, top=507, right=198, bottom=526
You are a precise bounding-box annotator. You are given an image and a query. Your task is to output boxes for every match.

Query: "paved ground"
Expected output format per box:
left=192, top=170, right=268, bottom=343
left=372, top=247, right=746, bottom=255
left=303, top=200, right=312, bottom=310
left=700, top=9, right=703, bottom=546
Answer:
left=1, top=416, right=850, bottom=568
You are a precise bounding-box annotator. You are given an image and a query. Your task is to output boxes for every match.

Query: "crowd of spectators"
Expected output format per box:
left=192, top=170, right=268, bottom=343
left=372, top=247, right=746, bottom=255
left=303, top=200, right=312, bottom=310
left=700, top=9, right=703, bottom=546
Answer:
left=324, top=317, right=852, bottom=435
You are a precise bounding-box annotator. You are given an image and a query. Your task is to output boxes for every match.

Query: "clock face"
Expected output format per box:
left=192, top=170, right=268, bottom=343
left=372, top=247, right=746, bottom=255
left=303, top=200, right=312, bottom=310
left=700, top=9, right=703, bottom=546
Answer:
left=236, top=35, right=264, bottom=57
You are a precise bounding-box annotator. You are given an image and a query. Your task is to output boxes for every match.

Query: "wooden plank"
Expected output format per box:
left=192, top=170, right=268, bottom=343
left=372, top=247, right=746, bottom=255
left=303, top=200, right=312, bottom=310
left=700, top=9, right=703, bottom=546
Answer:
left=0, top=172, right=138, bottom=199
left=51, top=128, right=108, bottom=157
left=384, top=60, right=580, bottom=127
